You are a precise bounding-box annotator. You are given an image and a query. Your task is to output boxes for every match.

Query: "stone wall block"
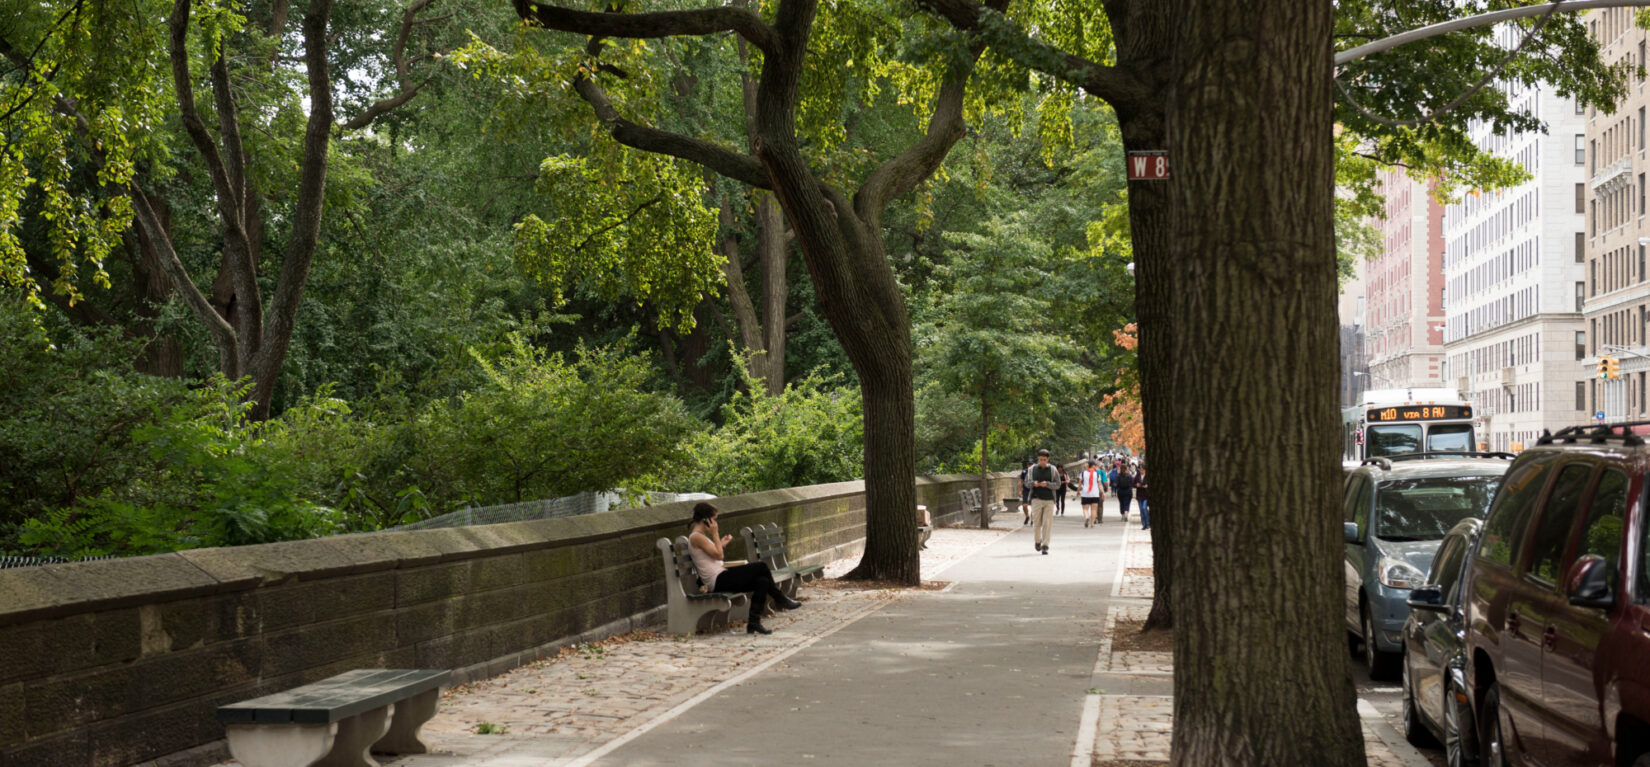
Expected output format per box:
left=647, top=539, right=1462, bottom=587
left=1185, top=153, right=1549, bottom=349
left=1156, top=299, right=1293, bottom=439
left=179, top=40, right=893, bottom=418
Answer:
left=24, top=664, right=132, bottom=735
left=522, top=546, right=578, bottom=583
left=0, top=615, right=91, bottom=684
left=470, top=553, right=526, bottom=592
left=308, top=571, right=397, bottom=624
left=396, top=562, right=471, bottom=607
left=395, top=597, right=459, bottom=646
left=260, top=614, right=393, bottom=678
left=459, top=586, right=523, bottom=630
left=0, top=681, right=24, bottom=750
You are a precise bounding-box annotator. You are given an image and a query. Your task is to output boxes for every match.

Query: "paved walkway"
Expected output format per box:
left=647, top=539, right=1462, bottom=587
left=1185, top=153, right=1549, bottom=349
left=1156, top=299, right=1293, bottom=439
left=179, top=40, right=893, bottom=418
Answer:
left=212, top=500, right=1434, bottom=766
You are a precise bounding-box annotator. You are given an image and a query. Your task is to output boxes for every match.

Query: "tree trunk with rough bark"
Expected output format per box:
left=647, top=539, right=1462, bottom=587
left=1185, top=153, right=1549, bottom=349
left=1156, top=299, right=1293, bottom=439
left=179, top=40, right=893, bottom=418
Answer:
left=1164, top=1, right=1362, bottom=763
left=1110, top=1, right=1176, bottom=632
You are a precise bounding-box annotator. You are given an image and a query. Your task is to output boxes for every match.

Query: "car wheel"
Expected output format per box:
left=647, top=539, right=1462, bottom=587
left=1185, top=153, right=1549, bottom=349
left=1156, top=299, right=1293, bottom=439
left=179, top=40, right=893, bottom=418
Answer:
left=1349, top=628, right=1363, bottom=658
left=1632, top=753, right=1650, bottom=767
left=1442, top=676, right=1477, bottom=767
left=1401, top=659, right=1437, bottom=747
left=1478, top=682, right=1506, bottom=767
left=1363, top=606, right=1399, bottom=680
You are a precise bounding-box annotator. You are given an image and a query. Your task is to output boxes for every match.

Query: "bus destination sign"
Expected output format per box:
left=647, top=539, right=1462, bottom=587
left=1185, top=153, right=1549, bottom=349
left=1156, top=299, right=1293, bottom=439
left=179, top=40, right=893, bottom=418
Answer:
left=1366, top=405, right=1472, bottom=422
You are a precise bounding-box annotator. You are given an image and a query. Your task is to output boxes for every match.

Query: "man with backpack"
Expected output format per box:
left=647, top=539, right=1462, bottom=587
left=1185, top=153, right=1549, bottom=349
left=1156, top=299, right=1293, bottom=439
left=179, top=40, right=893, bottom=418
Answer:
left=1023, top=449, right=1060, bottom=554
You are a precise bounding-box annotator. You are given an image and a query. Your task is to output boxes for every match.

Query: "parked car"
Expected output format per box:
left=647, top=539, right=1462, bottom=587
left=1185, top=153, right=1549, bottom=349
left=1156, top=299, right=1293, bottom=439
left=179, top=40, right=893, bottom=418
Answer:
left=1344, top=454, right=1509, bottom=679
left=1401, top=517, right=1483, bottom=767
left=1462, top=426, right=1650, bottom=767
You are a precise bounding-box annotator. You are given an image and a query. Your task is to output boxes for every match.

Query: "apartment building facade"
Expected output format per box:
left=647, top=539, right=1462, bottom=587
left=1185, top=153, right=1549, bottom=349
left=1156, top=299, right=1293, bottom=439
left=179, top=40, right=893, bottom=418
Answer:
left=1442, top=78, right=1588, bottom=452
left=1583, top=7, right=1650, bottom=423
left=1364, top=169, right=1447, bottom=391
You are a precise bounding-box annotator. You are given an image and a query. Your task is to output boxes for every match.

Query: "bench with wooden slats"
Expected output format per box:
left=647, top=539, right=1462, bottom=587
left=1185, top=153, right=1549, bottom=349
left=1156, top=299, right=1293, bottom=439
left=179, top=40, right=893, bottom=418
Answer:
left=737, top=523, right=825, bottom=598
left=658, top=536, right=750, bottom=634
left=216, top=668, right=449, bottom=767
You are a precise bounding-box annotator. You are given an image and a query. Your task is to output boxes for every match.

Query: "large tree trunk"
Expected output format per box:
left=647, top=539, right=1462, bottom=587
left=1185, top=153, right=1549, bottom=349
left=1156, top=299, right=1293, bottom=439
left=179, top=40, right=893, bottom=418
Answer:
left=754, top=193, right=787, bottom=394
left=1164, top=1, right=1361, bottom=764
left=1111, top=3, right=1176, bottom=631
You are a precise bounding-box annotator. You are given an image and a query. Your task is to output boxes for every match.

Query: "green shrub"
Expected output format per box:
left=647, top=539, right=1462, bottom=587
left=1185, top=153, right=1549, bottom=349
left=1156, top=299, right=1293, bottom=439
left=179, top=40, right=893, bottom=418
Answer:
left=662, top=358, right=863, bottom=495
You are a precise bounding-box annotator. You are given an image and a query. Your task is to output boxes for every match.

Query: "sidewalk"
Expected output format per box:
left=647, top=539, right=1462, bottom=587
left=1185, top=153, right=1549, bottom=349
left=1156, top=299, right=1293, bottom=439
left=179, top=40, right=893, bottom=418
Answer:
left=210, top=500, right=1433, bottom=766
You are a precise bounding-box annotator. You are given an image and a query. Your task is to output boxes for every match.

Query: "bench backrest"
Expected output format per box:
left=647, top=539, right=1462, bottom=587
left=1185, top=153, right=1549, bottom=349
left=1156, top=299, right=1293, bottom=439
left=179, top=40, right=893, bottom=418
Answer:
left=657, top=536, right=707, bottom=594
left=959, top=489, right=978, bottom=513
left=969, top=488, right=983, bottom=509
left=746, top=523, right=789, bottom=567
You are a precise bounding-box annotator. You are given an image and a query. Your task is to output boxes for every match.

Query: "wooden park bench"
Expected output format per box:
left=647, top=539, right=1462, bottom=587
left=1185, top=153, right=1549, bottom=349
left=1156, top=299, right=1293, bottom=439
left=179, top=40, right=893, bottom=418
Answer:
left=657, top=536, right=750, bottom=635
left=958, top=488, right=1005, bottom=526
left=738, top=523, right=825, bottom=598
left=216, top=668, right=449, bottom=767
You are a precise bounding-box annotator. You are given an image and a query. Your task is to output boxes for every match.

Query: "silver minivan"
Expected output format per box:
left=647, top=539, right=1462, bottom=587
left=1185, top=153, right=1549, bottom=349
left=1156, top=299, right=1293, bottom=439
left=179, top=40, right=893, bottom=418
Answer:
left=1343, top=454, right=1508, bottom=679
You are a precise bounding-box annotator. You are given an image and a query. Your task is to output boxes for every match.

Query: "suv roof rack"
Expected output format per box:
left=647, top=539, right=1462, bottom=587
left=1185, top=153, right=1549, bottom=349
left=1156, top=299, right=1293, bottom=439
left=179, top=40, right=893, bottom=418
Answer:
left=1360, top=457, right=1392, bottom=471
left=1384, top=451, right=1517, bottom=462
left=1537, top=422, right=1648, bottom=447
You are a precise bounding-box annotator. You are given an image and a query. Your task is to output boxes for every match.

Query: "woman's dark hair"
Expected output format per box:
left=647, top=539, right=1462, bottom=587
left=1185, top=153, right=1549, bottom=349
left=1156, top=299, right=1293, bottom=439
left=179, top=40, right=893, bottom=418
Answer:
left=691, top=502, right=718, bottom=525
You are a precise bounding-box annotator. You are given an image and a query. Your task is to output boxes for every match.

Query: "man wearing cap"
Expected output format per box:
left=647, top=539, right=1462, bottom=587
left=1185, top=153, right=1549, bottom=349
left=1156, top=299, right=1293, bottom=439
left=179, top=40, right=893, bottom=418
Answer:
left=1023, top=449, right=1059, bottom=554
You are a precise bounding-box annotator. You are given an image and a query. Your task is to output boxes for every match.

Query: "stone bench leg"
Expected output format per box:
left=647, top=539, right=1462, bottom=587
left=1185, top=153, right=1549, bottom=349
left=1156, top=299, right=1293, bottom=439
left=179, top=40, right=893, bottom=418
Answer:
left=316, top=704, right=393, bottom=767
left=374, top=688, right=438, bottom=755
left=225, top=722, right=338, bottom=767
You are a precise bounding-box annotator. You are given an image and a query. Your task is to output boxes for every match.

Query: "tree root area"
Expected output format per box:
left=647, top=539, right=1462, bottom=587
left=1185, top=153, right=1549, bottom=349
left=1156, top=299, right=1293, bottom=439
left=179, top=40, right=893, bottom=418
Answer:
left=1110, top=618, right=1174, bottom=653
left=814, top=578, right=950, bottom=591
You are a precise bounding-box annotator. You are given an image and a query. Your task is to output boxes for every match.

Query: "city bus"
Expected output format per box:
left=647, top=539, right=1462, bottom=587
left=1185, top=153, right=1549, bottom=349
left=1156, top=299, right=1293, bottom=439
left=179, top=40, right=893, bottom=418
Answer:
left=1341, top=389, right=1476, bottom=463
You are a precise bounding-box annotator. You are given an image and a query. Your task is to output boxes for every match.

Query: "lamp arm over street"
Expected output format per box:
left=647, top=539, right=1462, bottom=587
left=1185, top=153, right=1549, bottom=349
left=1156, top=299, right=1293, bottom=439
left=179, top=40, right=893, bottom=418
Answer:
left=1335, top=1, right=1650, bottom=67
left=1602, top=344, right=1650, bottom=361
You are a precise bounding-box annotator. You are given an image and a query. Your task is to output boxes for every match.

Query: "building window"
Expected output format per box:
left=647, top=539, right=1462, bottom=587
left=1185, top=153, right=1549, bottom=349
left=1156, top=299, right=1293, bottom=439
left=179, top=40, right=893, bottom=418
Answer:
left=1578, top=281, right=1586, bottom=311
left=1593, top=259, right=1598, bottom=296
left=1577, top=134, right=1587, bottom=164
left=1578, top=183, right=1587, bottom=214
left=1577, top=232, right=1585, bottom=262
left=1592, top=138, right=1598, bottom=174
left=1578, top=380, right=1588, bottom=410
left=1578, top=330, right=1587, bottom=360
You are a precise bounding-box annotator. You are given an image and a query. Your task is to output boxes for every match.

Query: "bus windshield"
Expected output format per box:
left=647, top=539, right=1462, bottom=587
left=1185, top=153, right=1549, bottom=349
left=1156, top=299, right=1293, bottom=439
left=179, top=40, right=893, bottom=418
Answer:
left=1427, top=424, right=1474, bottom=453
left=1366, top=424, right=1421, bottom=457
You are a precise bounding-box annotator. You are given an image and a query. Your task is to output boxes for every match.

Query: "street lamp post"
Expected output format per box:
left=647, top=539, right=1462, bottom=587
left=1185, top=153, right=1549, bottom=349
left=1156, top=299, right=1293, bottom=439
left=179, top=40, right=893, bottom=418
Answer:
left=1335, top=1, right=1650, bottom=67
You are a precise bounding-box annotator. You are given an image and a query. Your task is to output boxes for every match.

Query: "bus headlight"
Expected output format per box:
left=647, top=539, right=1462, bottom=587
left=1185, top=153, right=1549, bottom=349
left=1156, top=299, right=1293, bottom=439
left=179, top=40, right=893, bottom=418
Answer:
left=1379, top=559, right=1425, bottom=590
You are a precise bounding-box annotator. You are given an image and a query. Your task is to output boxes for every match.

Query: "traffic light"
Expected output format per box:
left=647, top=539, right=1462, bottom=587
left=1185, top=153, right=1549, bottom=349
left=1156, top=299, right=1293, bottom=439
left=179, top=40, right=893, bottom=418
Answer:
left=1608, top=355, right=1621, bottom=379
left=1598, top=356, right=1611, bottom=379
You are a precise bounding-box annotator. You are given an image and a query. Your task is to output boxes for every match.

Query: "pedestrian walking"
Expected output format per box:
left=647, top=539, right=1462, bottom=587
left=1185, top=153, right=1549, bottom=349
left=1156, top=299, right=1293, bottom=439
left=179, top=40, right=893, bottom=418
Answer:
left=1134, top=467, right=1150, bottom=531
left=1114, top=464, right=1136, bottom=522
left=1023, top=449, right=1059, bottom=554
left=1055, top=464, right=1070, bottom=516
left=1078, top=459, right=1105, bottom=527
left=1018, top=459, right=1033, bottom=526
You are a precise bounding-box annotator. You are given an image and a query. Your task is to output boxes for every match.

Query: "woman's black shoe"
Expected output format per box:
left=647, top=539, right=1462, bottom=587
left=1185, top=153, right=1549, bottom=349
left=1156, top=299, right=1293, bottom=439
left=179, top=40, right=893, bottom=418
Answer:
left=774, top=594, right=803, bottom=611
left=747, top=621, right=773, bottom=635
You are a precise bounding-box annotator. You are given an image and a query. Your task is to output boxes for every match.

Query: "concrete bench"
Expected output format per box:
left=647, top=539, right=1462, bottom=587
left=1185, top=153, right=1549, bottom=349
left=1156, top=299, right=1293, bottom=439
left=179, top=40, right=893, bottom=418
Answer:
left=658, top=536, right=750, bottom=634
left=738, top=523, right=825, bottom=598
left=216, top=668, right=449, bottom=767
left=916, top=505, right=932, bottom=549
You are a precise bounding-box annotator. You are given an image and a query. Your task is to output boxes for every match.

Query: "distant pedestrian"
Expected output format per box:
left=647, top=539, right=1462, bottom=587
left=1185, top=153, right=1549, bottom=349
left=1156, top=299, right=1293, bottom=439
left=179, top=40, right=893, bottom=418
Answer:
left=1135, top=467, right=1150, bottom=531
left=1079, top=460, right=1106, bottom=527
left=1055, top=464, right=1070, bottom=516
left=1018, top=459, right=1033, bottom=526
left=687, top=502, right=802, bottom=634
left=1023, top=449, right=1059, bottom=554
left=1114, top=464, right=1136, bottom=522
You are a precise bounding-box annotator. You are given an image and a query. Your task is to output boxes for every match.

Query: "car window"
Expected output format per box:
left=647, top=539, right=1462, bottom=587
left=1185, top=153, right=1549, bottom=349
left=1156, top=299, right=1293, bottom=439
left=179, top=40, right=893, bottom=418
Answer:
left=1351, top=478, right=1372, bottom=538
left=1430, top=534, right=1465, bottom=593
left=1480, top=453, right=1559, bottom=567
left=1576, top=468, right=1628, bottom=572
left=1528, top=463, right=1595, bottom=584
left=1374, top=475, right=1502, bottom=541
left=1427, top=424, right=1474, bottom=453
left=1343, top=476, right=1364, bottom=523
left=1367, top=425, right=1422, bottom=457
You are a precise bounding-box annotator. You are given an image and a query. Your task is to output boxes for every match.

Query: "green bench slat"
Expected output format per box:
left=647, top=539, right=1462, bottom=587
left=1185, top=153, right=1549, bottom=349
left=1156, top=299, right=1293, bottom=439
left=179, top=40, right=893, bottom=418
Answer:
left=217, top=669, right=450, bottom=725
left=687, top=591, right=743, bottom=601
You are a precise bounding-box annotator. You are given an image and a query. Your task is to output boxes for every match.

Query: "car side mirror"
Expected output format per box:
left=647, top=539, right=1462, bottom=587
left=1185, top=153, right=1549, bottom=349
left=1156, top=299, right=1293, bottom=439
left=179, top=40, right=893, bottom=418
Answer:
left=1566, top=554, right=1616, bottom=609
left=1343, top=522, right=1360, bottom=543
left=1407, top=585, right=1447, bottom=613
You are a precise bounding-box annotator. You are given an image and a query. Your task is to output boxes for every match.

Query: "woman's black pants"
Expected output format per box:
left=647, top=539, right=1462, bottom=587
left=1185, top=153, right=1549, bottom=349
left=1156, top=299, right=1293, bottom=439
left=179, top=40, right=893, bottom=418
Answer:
left=713, top=562, right=785, bottom=617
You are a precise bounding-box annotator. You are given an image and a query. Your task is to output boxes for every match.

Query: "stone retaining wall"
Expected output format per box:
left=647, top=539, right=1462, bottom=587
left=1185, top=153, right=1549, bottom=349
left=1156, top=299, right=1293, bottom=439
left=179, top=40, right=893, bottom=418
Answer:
left=0, top=473, right=1015, bottom=766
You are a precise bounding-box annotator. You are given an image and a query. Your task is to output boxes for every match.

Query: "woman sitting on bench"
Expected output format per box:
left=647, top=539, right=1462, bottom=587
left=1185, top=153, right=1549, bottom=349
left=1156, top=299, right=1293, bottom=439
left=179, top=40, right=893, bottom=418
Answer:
left=688, top=502, right=803, bottom=634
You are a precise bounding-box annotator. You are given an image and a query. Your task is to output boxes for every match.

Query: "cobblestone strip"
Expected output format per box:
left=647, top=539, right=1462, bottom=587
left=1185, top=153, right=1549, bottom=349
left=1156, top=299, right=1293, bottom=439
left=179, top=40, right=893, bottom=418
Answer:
left=210, top=526, right=1013, bottom=767
left=1101, top=605, right=1171, bottom=676
left=1116, top=524, right=1155, bottom=599
left=1088, top=696, right=1431, bottom=767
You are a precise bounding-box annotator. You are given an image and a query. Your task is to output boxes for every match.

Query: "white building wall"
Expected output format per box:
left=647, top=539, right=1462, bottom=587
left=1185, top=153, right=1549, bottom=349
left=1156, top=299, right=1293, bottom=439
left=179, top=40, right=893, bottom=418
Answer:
left=1442, top=77, right=1588, bottom=452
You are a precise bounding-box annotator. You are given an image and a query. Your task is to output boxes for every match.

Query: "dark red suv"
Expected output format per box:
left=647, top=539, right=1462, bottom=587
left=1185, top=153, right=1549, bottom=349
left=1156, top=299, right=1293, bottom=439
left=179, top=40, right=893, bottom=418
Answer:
left=1463, top=424, right=1650, bottom=767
